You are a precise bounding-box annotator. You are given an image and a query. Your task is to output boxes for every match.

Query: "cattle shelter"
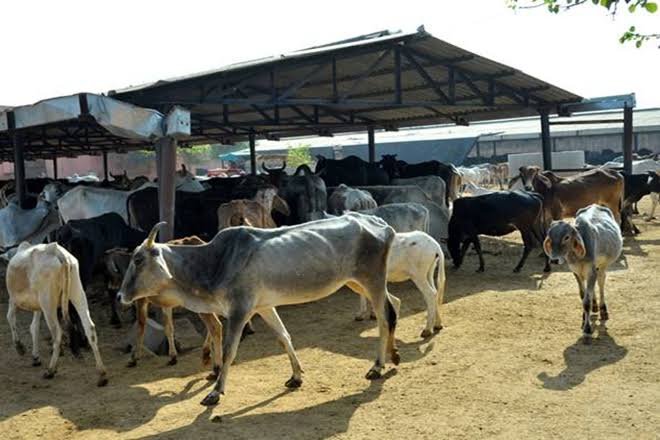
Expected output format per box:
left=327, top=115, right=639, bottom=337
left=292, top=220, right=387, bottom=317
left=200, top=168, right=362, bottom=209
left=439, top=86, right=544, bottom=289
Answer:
left=0, top=26, right=637, bottom=240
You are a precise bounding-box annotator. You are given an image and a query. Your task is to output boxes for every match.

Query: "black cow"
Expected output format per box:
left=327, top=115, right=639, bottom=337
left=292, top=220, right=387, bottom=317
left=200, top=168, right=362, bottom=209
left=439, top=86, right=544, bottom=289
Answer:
left=315, top=155, right=389, bottom=187
left=621, top=171, right=660, bottom=235
left=380, top=154, right=459, bottom=205
left=448, top=191, right=550, bottom=273
left=56, top=213, right=147, bottom=326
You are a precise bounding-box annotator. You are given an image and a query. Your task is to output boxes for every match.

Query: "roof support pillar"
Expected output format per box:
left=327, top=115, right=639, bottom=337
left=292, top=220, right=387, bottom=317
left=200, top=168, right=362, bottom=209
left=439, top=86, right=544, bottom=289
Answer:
left=103, top=151, right=109, bottom=181
left=52, top=156, right=58, bottom=179
left=12, top=132, right=28, bottom=209
left=367, top=126, right=375, bottom=163
left=249, top=131, right=257, bottom=175
left=156, top=136, right=177, bottom=242
left=540, top=109, right=552, bottom=171
left=623, top=104, right=633, bottom=175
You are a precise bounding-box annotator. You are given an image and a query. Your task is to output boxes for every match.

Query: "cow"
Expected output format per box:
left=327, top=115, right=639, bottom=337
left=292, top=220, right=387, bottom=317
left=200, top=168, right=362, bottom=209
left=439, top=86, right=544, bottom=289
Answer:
left=217, top=199, right=279, bottom=230
left=391, top=176, right=446, bottom=207
left=358, top=203, right=430, bottom=234
left=328, top=184, right=377, bottom=214
left=462, top=181, right=495, bottom=197
left=5, top=242, right=108, bottom=386
left=356, top=231, right=445, bottom=338
left=118, top=214, right=399, bottom=406
left=621, top=171, right=660, bottom=234
left=448, top=191, right=550, bottom=273
left=261, top=161, right=288, bottom=187
left=104, top=236, right=218, bottom=367
left=0, top=197, right=61, bottom=249
left=543, top=205, right=623, bottom=342
left=380, top=154, right=460, bottom=204
left=519, top=166, right=624, bottom=226
left=315, top=155, right=389, bottom=187
left=277, top=165, right=328, bottom=224
left=56, top=213, right=147, bottom=327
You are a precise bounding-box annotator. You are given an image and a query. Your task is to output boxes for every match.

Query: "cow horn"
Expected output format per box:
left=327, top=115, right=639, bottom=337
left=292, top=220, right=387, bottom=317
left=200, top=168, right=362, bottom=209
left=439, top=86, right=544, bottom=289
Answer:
left=146, top=222, right=167, bottom=248
left=262, top=162, right=272, bottom=173
left=278, top=160, right=286, bottom=171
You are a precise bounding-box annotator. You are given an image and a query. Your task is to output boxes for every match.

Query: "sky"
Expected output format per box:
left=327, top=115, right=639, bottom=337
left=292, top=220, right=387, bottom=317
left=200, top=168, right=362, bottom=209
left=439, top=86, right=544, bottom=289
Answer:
left=2, top=0, right=659, bottom=108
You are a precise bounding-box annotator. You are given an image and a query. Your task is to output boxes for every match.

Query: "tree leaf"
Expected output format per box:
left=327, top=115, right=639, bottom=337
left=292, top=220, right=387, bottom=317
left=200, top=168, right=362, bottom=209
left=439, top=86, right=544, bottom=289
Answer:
left=645, top=3, right=658, bottom=13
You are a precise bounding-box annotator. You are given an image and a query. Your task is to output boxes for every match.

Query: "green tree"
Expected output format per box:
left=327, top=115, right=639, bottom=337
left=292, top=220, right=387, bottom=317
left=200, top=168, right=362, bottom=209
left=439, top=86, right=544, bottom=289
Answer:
left=286, top=144, right=313, bottom=169
left=507, top=0, right=659, bottom=47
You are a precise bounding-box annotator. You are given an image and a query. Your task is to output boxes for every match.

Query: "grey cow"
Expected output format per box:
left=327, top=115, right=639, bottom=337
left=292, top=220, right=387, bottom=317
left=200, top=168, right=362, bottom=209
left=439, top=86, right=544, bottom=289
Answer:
left=328, top=184, right=377, bottom=214
left=118, top=213, right=399, bottom=406
left=543, top=204, right=623, bottom=342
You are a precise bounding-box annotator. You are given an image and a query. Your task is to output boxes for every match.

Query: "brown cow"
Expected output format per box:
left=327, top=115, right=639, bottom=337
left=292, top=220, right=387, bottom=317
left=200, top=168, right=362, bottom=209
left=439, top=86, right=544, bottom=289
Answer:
left=217, top=199, right=284, bottom=230
left=519, top=166, right=624, bottom=224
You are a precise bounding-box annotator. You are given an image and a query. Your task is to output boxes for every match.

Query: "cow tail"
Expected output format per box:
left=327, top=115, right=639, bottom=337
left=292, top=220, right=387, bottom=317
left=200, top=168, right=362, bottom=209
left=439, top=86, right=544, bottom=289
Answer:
left=126, top=192, right=133, bottom=228
left=434, top=253, right=446, bottom=307
left=57, top=248, right=72, bottom=328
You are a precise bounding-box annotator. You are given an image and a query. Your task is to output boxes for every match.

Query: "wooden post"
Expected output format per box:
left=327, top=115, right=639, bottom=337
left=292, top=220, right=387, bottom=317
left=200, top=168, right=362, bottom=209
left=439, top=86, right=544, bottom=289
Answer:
left=156, top=137, right=177, bottom=242
left=249, top=132, right=257, bottom=175
left=52, top=157, right=58, bottom=179
left=13, top=133, right=28, bottom=209
left=367, top=126, right=375, bottom=163
left=103, top=151, right=109, bottom=181
left=623, top=105, right=633, bottom=175
left=540, top=110, right=552, bottom=171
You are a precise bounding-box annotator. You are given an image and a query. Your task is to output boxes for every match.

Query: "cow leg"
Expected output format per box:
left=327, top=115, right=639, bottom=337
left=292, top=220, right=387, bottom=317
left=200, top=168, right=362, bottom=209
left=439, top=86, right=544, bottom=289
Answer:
left=597, top=269, right=609, bottom=322
left=30, top=312, right=42, bottom=366
left=573, top=273, right=585, bottom=301
left=473, top=237, right=485, bottom=272
left=41, top=295, right=62, bottom=379
left=258, top=307, right=304, bottom=388
left=201, top=309, right=250, bottom=406
left=434, top=259, right=446, bottom=333
left=128, top=299, right=148, bottom=368
left=69, top=287, right=108, bottom=387
left=365, top=284, right=399, bottom=381
left=162, top=307, right=178, bottom=366
left=7, top=300, right=25, bottom=356
left=197, top=313, right=223, bottom=381
left=582, top=270, right=598, bottom=342
left=411, top=275, right=438, bottom=338
left=513, top=233, right=533, bottom=273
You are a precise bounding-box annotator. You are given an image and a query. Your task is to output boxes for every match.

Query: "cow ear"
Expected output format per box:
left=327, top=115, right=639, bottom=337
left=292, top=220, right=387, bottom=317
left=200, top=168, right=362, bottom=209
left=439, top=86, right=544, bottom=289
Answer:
left=572, top=233, right=586, bottom=259
left=146, top=222, right=166, bottom=248
left=535, top=174, right=552, bottom=192
left=543, top=237, right=552, bottom=257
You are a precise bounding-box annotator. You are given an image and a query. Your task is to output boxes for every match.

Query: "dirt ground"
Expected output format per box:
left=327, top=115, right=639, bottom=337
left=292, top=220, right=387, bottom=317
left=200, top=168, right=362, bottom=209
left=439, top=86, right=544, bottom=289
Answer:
left=0, top=198, right=658, bottom=440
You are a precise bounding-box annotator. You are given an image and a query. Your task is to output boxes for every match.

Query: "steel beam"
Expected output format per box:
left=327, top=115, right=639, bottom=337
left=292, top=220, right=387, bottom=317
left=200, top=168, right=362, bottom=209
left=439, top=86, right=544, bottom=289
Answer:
left=249, top=132, right=257, bottom=175
left=540, top=110, right=552, bottom=171
left=368, top=126, right=375, bottom=163
left=623, top=105, right=633, bottom=175
left=52, top=156, right=58, bottom=179
left=156, top=136, right=177, bottom=242
left=103, top=151, right=109, bottom=181
left=12, top=132, right=28, bottom=209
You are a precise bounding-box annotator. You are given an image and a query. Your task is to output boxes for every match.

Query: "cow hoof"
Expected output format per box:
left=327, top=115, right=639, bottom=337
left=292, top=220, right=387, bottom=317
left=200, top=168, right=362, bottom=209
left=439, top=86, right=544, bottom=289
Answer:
left=543, top=265, right=551, bottom=273
left=369, top=314, right=377, bottom=321
left=43, top=369, right=56, bottom=379
left=420, top=329, right=433, bottom=338
left=391, top=350, right=401, bottom=366
left=476, top=267, right=484, bottom=273
left=126, top=359, right=137, bottom=368
left=200, top=391, right=220, bottom=406
left=97, top=375, right=109, bottom=387
left=365, top=369, right=382, bottom=380
left=513, top=267, right=521, bottom=273
left=285, top=377, right=302, bottom=389
left=433, top=325, right=443, bottom=333
left=600, top=310, right=609, bottom=322
left=110, top=318, right=122, bottom=329
left=15, top=341, right=26, bottom=356
left=167, top=357, right=178, bottom=366
left=32, top=357, right=41, bottom=367
left=354, top=315, right=366, bottom=322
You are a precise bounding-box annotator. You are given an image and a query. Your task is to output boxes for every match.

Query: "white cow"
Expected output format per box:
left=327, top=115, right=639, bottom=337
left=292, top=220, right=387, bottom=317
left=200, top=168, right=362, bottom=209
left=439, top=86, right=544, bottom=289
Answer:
left=5, top=242, right=108, bottom=386
left=328, top=184, right=377, bottom=214
left=356, top=231, right=445, bottom=338
left=0, top=198, right=61, bottom=248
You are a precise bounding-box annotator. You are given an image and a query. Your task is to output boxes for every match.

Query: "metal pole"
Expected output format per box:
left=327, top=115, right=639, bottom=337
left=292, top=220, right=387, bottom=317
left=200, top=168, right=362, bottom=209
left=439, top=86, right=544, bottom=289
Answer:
left=367, top=126, right=375, bottom=163
left=623, top=105, right=633, bottom=175
left=103, top=151, right=109, bottom=181
left=52, top=157, right=58, bottom=179
left=540, top=110, right=552, bottom=171
left=156, top=136, right=177, bottom=242
left=13, top=133, right=28, bottom=209
left=249, top=131, right=257, bottom=175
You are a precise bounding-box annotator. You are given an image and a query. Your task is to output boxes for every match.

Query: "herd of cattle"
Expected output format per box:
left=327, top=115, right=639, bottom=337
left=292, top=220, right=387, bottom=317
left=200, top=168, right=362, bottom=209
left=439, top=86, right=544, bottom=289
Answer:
left=1, top=153, right=659, bottom=407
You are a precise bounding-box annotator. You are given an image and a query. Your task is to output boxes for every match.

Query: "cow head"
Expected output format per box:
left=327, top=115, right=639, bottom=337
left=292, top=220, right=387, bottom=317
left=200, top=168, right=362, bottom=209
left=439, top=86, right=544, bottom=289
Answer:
left=40, top=182, right=67, bottom=203
left=261, top=161, right=287, bottom=187
left=519, top=166, right=542, bottom=191
left=379, top=154, right=400, bottom=178
left=543, top=220, right=585, bottom=264
left=117, top=222, right=173, bottom=305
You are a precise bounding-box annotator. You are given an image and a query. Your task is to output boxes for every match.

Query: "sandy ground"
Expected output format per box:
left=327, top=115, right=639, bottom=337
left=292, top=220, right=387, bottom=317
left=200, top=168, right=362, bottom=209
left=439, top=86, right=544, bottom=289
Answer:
left=0, top=198, right=658, bottom=440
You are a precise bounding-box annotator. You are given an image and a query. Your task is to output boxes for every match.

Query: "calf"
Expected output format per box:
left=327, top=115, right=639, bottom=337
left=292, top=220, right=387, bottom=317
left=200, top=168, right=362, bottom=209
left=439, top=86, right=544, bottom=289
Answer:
left=217, top=199, right=279, bottom=230
left=448, top=191, right=549, bottom=273
left=543, top=205, right=623, bottom=341
left=621, top=171, right=660, bottom=234
left=328, top=184, right=377, bottom=214
left=356, top=231, right=445, bottom=338
left=6, top=242, right=107, bottom=386
left=118, top=214, right=398, bottom=406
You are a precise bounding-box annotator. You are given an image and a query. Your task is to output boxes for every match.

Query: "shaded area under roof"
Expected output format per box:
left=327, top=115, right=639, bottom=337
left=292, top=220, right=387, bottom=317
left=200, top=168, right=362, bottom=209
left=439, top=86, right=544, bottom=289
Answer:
left=0, top=93, right=165, bottom=161
left=110, top=26, right=581, bottom=145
